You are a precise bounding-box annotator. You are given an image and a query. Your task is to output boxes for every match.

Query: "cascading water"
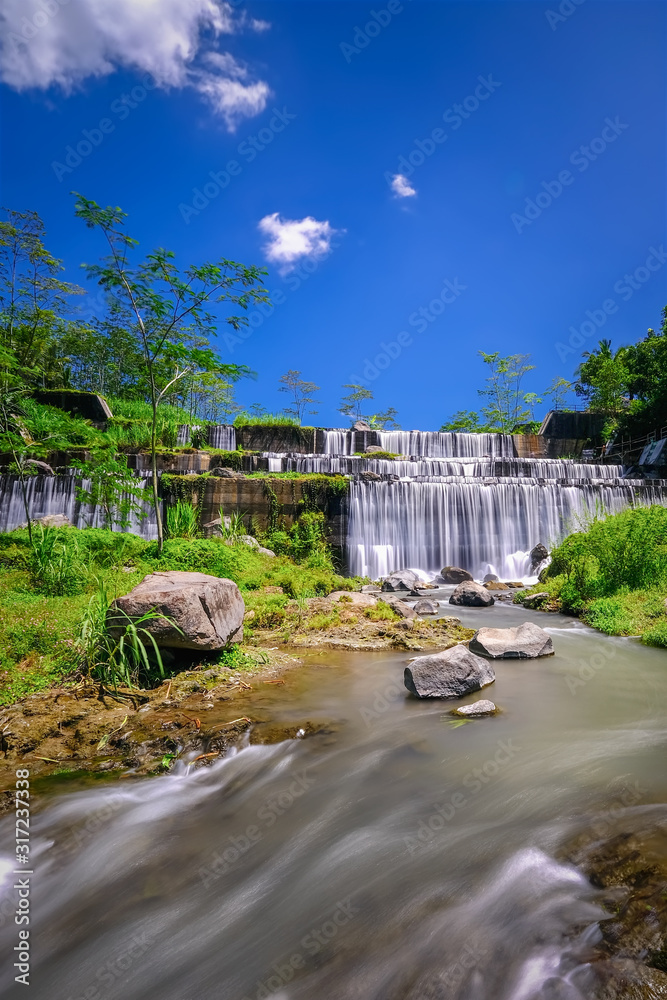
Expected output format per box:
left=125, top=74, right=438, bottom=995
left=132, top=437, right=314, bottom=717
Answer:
left=0, top=473, right=157, bottom=538
left=207, top=425, right=237, bottom=450
left=378, top=430, right=516, bottom=457
left=347, top=477, right=667, bottom=580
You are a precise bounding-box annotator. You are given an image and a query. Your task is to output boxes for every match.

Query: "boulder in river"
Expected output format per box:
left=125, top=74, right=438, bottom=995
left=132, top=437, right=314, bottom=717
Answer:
left=441, top=566, right=473, bottom=584
left=484, top=581, right=509, bottom=591
left=483, top=573, right=499, bottom=583
left=381, top=598, right=417, bottom=619
left=530, top=543, right=549, bottom=573
left=404, top=643, right=495, bottom=698
left=470, top=621, right=554, bottom=659
left=449, top=581, right=494, bottom=607
left=382, top=569, right=421, bottom=592
left=414, top=599, right=439, bottom=615
left=108, top=571, right=244, bottom=650
left=451, top=699, right=497, bottom=717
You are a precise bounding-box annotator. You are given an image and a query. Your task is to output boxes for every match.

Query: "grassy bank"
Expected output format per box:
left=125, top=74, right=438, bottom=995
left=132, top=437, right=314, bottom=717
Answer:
left=0, top=526, right=354, bottom=706
left=517, top=505, right=667, bottom=646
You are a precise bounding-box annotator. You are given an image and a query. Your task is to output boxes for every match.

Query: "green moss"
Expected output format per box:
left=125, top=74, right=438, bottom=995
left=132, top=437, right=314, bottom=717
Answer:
left=353, top=451, right=399, bottom=460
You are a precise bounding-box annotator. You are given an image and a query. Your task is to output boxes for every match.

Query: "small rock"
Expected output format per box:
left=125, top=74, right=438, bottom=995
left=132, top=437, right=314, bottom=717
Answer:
left=396, top=619, right=414, bottom=631
left=414, top=599, right=439, bottom=615
left=354, top=420, right=372, bottom=431
left=470, top=621, right=554, bottom=659
left=504, top=581, right=524, bottom=588
left=243, top=610, right=256, bottom=621
left=441, top=566, right=473, bottom=584
left=522, top=592, right=550, bottom=609
left=530, top=543, right=549, bottom=573
left=484, top=581, right=509, bottom=591
left=451, top=699, right=497, bottom=717
left=404, top=644, right=495, bottom=699
left=361, top=584, right=382, bottom=594
left=239, top=534, right=260, bottom=549
left=20, top=513, right=72, bottom=529
left=380, top=598, right=417, bottom=619
left=449, top=581, right=494, bottom=607
left=365, top=445, right=384, bottom=453
left=359, top=471, right=381, bottom=482
left=257, top=546, right=276, bottom=557
left=210, top=468, right=246, bottom=478
left=483, top=573, right=499, bottom=583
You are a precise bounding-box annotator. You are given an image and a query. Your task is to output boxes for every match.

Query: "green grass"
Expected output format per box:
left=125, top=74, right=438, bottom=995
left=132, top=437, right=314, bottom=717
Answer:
left=353, top=451, right=400, bottom=460
left=522, top=504, right=667, bottom=647
left=233, top=412, right=302, bottom=427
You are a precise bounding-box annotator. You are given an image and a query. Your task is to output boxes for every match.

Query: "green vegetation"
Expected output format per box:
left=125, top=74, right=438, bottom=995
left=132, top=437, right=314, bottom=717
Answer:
left=519, top=505, right=667, bottom=646
left=353, top=450, right=399, bottom=460
left=278, top=369, right=320, bottom=423
left=0, top=525, right=355, bottom=705
left=338, top=384, right=400, bottom=429
left=233, top=412, right=301, bottom=427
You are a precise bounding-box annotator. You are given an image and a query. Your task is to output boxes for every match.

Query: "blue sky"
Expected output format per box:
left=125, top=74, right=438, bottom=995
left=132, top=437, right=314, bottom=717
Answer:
left=1, top=0, right=665, bottom=429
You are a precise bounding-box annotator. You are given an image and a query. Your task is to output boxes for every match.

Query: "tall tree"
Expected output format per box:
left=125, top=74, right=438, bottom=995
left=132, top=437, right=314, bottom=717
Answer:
left=575, top=339, right=628, bottom=413
left=477, top=352, right=536, bottom=432
left=278, top=369, right=321, bottom=423
left=74, top=194, right=267, bottom=550
left=339, top=383, right=374, bottom=424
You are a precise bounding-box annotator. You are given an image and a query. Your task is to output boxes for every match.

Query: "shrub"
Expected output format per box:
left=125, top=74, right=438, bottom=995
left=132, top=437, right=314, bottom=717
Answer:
left=642, top=620, right=667, bottom=648
left=30, top=526, right=87, bottom=596
left=166, top=501, right=200, bottom=540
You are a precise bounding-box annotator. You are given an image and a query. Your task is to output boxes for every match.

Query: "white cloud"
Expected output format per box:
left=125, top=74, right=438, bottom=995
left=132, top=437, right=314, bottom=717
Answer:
left=0, top=0, right=270, bottom=129
left=390, top=173, right=417, bottom=198
left=258, top=213, right=340, bottom=273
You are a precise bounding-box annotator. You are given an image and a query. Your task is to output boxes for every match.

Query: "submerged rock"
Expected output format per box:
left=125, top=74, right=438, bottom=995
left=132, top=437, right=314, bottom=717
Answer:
left=108, top=571, right=244, bottom=650
left=530, top=542, right=549, bottom=573
left=484, top=580, right=509, bottom=591
left=414, top=599, right=439, bottom=615
left=451, top=699, right=497, bottom=717
left=404, top=643, right=495, bottom=698
left=449, top=581, right=495, bottom=607
left=441, top=566, right=473, bottom=584
left=470, top=621, right=554, bottom=659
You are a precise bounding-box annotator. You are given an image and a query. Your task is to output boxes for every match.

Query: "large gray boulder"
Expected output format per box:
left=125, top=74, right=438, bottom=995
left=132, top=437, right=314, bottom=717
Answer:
left=414, top=599, right=439, bottom=615
left=108, top=571, right=244, bottom=650
left=530, top=543, right=549, bottom=573
left=449, top=581, right=494, bottom=607
left=404, top=644, right=495, bottom=699
left=441, top=566, right=473, bottom=584
left=382, top=569, right=421, bottom=592
left=470, top=621, right=554, bottom=659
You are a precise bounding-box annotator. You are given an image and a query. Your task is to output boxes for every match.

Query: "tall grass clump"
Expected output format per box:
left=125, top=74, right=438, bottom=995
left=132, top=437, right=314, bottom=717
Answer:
left=30, top=526, right=87, bottom=596
left=76, top=579, right=173, bottom=688
left=166, top=501, right=200, bottom=540
left=233, top=412, right=301, bottom=427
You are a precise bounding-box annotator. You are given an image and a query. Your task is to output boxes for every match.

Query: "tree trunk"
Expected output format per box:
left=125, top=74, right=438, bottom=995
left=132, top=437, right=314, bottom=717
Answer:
left=150, top=387, right=163, bottom=552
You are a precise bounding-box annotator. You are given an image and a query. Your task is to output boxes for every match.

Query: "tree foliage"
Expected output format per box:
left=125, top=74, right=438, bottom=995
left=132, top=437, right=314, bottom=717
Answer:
left=278, top=369, right=320, bottom=423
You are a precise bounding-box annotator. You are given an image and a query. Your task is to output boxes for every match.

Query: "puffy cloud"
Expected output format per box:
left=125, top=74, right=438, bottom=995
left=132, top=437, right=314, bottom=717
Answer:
left=0, top=0, right=270, bottom=129
left=258, top=213, right=340, bottom=273
left=390, top=173, right=417, bottom=198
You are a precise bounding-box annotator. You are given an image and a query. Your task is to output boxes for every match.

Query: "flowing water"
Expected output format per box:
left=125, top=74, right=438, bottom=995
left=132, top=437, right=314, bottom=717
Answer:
left=1, top=601, right=666, bottom=1000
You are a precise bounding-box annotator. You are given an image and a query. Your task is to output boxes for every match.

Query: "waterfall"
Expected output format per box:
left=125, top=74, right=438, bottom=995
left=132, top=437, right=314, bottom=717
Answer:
left=378, top=430, right=516, bottom=457
left=0, top=473, right=157, bottom=538
left=206, top=425, right=236, bottom=450
left=347, top=478, right=667, bottom=580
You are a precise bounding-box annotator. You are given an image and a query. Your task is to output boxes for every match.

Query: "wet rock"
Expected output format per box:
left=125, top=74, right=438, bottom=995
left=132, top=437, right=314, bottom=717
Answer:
left=404, top=644, right=495, bottom=698
left=483, top=573, right=499, bottom=583
left=441, top=566, right=473, bottom=584
left=382, top=569, right=421, bottom=592
left=484, top=581, right=509, bottom=591
left=504, top=581, right=524, bottom=588
left=451, top=699, right=497, bottom=717
left=414, top=599, right=439, bottom=615
left=210, top=467, right=246, bottom=478
left=522, top=591, right=550, bottom=609
left=470, top=621, right=554, bottom=659
left=328, top=591, right=377, bottom=607
left=530, top=543, right=549, bottom=573
left=109, top=571, right=244, bottom=650
left=359, top=471, right=381, bottom=482
left=449, top=581, right=495, bottom=607
left=20, top=513, right=72, bottom=529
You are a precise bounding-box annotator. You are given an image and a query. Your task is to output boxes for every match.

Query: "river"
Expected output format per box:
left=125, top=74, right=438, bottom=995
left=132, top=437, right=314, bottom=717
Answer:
left=1, top=602, right=666, bottom=999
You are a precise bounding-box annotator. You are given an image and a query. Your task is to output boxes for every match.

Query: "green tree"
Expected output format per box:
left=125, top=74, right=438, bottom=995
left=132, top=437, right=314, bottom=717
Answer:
left=440, top=409, right=483, bottom=432
left=0, top=208, right=85, bottom=388
left=278, top=369, right=321, bottom=423
left=575, top=339, right=628, bottom=413
left=339, top=383, right=373, bottom=424
left=72, top=453, right=149, bottom=531
left=368, top=407, right=400, bottom=430
left=543, top=376, right=573, bottom=411
left=74, top=194, right=267, bottom=550
left=0, top=385, right=35, bottom=545
left=477, top=352, right=536, bottom=431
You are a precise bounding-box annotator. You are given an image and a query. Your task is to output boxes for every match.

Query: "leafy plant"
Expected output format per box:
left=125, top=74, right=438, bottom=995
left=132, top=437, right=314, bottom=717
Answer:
left=73, top=453, right=148, bottom=531
left=166, top=501, right=200, bottom=540
left=30, top=526, right=86, bottom=596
